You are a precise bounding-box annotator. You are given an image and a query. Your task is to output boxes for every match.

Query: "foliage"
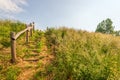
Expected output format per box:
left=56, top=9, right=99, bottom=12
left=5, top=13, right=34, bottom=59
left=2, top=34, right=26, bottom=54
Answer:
left=31, top=30, right=44, bottom=41
left=0, top=19, right=25, bottom=47
left=32, top=30, right=44, bottom=53
left=36, top=41, right=43, bottom=53
left=95, top=18, right=114, bottom=34
left=0, top=20, right=47, bottom=80
left=115, top=30, right=120, bottom=36
left=6, top=66, right=21, bottom=80
left=43, top=27, right=120, bottom=80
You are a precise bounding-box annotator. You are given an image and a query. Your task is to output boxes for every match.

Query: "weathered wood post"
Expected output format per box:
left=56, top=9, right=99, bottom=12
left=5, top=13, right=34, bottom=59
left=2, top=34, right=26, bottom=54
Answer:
left=32, top=22, right=35, bottom=31
left=10, top=32, right=16, bottom=63
left=30, top=23, right=32, bottom=37
left=26, top=25, right=29, bottom=44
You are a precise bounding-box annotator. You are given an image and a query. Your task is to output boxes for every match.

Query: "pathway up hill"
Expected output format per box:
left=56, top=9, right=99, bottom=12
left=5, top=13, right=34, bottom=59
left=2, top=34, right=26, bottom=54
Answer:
left=1, top=27, right=120, bottom=80
left=0, top=30, right=54, bottom=80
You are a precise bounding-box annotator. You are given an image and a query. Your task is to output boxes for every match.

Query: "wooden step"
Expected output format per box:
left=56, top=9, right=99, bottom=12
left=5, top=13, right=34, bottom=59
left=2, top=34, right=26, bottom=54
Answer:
left=27, top=49, right=41, bottom=53
left=23, top=58, right=39, bottom=62
left=23, top=53, right=40, bottom=59
left=23, top=56, right=45, bottom=61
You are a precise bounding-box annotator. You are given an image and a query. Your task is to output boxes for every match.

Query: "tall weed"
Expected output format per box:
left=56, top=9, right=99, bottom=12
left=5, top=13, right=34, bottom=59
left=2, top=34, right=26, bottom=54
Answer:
left=44, top=27, right=120, bottom=80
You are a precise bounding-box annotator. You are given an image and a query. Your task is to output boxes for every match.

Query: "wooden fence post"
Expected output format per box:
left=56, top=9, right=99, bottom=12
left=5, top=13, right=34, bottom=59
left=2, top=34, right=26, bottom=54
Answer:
left=32, top=22, right=35, bottom=31
left=26, top=25, right=29, bottom=44
left=10, top=32, right=16, bottom=63
left=10, top=22, right=35, bottom=63
left=30, top=23, right=32, bottom=37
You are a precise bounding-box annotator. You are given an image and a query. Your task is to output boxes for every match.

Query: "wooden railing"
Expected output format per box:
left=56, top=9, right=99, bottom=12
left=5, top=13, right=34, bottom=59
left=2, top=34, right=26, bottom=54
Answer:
left=10, top=22, right=35, bottom=63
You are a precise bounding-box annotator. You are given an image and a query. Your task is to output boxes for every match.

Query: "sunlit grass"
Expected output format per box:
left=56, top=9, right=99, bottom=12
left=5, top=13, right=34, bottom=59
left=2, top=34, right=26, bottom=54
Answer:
left=43, top=27, right=120, bottom=80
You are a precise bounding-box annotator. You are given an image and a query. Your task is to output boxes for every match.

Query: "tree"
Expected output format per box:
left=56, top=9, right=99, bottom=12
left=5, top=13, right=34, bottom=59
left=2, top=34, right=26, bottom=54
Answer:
left=115, top=30, right=120, bottom=36
left=95, top=18, right=114, bottom=34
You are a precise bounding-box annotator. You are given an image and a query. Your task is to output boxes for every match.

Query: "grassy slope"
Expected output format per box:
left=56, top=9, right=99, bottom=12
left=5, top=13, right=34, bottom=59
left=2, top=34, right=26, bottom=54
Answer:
left=0, top=20, right=25, bottom=48
left=0, top=20, right=53, bottom=80
left=0, top=20, right=25, bottom=80
left=43, top=27, right=120, bottom=80
left=0, top=20, right=120, bottom=80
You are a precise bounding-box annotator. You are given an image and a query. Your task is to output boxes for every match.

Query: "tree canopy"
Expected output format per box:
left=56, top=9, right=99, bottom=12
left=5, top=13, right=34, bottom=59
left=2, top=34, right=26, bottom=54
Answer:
left=95, top=18, right=114, bottom=34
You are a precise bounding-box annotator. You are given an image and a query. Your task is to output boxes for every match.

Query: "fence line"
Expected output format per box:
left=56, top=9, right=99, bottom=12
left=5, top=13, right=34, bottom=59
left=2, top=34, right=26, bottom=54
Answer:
left=10, top=22, right=35, bottom=63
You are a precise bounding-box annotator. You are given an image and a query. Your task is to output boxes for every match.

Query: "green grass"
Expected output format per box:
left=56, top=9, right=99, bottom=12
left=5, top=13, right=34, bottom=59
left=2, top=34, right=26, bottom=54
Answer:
left=42, top=27, right=120, bottom=80
left=0, top=20, right=46, bottom=80
left=1, top=19, right=120, bottom=80
left=0, top=19, right=25, bottom=48
left=0, top=20, right=26, bottom=80
left=6, top=66, right=21, bottom=80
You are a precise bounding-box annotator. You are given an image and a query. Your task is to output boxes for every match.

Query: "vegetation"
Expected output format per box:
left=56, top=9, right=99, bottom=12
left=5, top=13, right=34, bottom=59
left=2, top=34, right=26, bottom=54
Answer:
left=0, top=19, right=25, bottom=48
left=36, top=27, right=120, bottom=80
left=0, top=19, right=120, bottom=80
left=95, top=18, right=114, bottom=34
left=0, top=19, right=46, bottom=80
left=6, top=66, right=21, bottom=80
left=115, top=30, right=120, bottom=36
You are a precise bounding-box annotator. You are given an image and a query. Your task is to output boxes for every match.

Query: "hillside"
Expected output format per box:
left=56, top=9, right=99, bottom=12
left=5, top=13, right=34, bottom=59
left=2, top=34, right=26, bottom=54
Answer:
left=0, top=20, right=25, bottom=48
left=0, top=20, right=53, bottom=80
left=0, top=21, right=120, bottom=80
left=43, top=27, right=120, bottom=80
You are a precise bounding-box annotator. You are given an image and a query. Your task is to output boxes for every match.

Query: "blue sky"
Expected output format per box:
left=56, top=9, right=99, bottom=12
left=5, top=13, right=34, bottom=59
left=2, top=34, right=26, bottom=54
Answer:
left=0, top=0, right=120, bottom=31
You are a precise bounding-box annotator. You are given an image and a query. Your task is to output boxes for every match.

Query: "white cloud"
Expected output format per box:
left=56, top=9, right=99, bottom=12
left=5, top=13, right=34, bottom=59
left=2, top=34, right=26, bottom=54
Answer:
left=0, top=0, right=27, bottom=13
left=0, top=0, right=27, bottom=18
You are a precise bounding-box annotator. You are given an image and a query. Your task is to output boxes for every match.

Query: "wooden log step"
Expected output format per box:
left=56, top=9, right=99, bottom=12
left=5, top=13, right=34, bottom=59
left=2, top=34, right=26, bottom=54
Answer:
left=23, top=58, right=39, bottom=61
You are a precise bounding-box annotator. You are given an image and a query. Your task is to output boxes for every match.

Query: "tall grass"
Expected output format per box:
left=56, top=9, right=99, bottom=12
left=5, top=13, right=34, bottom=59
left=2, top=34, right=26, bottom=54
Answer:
left=6, top=66, right=21, bottom=80
left=0, top=20, right=25, bottom=80
left=44, top=27, right=120, bottom=80
left=0, top=19, right=25, bottom=47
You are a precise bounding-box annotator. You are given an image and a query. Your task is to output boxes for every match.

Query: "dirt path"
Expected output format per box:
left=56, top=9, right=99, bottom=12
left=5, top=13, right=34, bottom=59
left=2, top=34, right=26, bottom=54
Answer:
left=16, top=45, right=54, bottom=80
